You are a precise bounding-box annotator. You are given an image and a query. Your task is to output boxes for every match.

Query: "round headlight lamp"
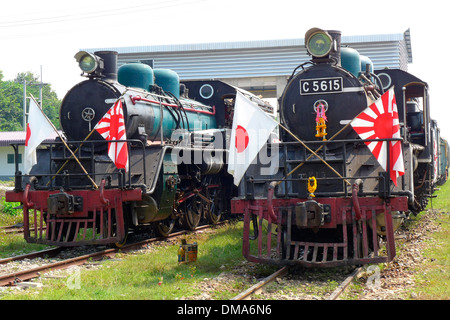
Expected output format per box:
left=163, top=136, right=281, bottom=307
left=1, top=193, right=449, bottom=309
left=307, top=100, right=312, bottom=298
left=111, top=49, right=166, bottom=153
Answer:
left=306, top=29, right=333, bottom=58
left=79, top=54, right=98, bottom=73
left=74, top=51, right=104, bottom=76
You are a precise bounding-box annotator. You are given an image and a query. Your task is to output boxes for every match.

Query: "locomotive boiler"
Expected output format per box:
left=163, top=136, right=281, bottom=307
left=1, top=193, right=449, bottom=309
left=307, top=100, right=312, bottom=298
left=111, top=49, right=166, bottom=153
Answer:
left=231, top=28, right=445, bottom=267
left=5, top=50, right=272, bottom=247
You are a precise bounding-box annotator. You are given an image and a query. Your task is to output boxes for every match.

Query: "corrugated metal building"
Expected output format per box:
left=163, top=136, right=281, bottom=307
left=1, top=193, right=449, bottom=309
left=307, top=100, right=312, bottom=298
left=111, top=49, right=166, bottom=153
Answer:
left=85, top=29, right=412, bottom=98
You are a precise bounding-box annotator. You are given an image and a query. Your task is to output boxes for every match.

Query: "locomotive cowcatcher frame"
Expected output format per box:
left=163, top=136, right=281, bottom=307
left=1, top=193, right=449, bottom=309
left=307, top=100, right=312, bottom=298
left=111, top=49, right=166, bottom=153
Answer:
left=5, top=139, right=148, bottom=246
left=232, top=196, right=408, bottom=267
left=231, top=137, right=410, bottom=267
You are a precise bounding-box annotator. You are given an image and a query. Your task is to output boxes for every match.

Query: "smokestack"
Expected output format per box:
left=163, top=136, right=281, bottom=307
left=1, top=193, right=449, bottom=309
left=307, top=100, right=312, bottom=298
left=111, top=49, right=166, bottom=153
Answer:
left=327, top=30, right=341, bottom=65
left=95, top=51, right=118, bottom=82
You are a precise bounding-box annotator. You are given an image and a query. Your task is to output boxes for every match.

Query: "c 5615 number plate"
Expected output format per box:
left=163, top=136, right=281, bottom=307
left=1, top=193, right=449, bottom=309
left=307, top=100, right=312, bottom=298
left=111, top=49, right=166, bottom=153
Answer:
left=300, top=77, right=343, bottom=95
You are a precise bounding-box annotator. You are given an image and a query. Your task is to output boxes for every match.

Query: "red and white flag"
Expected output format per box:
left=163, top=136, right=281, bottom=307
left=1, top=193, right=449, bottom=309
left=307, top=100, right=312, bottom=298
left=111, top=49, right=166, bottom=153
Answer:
left=351, top=87, right=404, bottom=186
left=94, top=99, right=129, bottom=172
left=228, top=91, right=278, bottom=186
left=24, top=98, right=54, bottom=173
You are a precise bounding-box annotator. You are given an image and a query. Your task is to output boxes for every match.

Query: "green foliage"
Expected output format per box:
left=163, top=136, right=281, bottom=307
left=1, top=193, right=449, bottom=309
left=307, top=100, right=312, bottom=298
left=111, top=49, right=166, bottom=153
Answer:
left=0, top=70, right=61, bottom=131
left=1, top=197, right=21, bottom=216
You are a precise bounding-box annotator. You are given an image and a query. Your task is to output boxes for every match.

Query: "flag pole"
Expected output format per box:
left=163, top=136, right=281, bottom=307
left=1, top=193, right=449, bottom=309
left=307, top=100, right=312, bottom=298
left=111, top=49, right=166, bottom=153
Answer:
left=47, top=93, right=128, bottom=187
left=29, top=94, right=99, bottom=189
left=46, top=128, right=97, bottom=187
left=277, top=122, right=352, bottom=186
left=272, top=86, right=388, bottom=187
left=274, top=120, right=354, bottom=187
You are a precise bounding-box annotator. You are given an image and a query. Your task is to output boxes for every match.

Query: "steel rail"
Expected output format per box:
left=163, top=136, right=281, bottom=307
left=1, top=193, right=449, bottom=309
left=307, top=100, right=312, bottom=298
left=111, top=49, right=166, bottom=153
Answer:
left=0, top=222, right=225, bottom=286
left=326, top=266, right=362, bottom=300
left=0, top=247, right=64, bottom=265
left=232, top=266, right=289, bottom=300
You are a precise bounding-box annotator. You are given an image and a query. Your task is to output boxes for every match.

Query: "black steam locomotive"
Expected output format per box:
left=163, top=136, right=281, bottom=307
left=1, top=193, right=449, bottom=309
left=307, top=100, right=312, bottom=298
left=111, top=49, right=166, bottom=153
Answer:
left=231, top=28, right=448, bottom=267
left=6, top=50, right=273, bottom=247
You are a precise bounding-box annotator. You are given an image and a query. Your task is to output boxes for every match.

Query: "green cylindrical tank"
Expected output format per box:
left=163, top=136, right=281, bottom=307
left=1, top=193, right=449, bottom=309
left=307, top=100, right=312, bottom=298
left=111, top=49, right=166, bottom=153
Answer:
left=360, top=55, right=374, bottom=73
left=147, top=100, right=217, bottom=140
left=154, top=69, right=180, bottom=99
left=118, top=62, right=154, bottom=91
left=340, top=47, right=361, bottom=78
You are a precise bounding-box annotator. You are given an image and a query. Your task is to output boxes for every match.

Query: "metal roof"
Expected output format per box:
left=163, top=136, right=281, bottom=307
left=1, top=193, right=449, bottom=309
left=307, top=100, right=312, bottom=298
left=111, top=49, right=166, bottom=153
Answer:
left=0, top=131, right=60, bottom=147
left=84, top=29, right=412, bottom=80
left=86, top=31, right=411, bottom=56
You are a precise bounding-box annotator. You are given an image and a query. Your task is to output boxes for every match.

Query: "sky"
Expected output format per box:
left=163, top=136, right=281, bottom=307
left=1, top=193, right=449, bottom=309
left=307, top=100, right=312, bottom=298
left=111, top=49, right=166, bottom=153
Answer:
left=0, top=0, right=448, bottom=139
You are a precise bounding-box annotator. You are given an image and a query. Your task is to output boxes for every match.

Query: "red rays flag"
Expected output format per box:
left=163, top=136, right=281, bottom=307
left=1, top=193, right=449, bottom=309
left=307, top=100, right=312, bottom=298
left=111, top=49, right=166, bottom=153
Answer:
left=228, top=91, right=278, bottom=186
left=350, top=87, right=404, bottom=186
left=24, top=98, right=55, bottom=174
left=94, top=99, right=129, bottom=172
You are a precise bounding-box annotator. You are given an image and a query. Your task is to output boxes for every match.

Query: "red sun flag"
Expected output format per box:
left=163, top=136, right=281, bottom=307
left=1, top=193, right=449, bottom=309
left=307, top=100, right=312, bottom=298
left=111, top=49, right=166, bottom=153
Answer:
left=228, top=91, right=278, bottom=186
left=24, top=98, right=55, bottom=174
left=94, top=99, right=129, bottom=172
left=351, top=87, right=404, bottom=186
left=235, top=125, right=249, bottom=153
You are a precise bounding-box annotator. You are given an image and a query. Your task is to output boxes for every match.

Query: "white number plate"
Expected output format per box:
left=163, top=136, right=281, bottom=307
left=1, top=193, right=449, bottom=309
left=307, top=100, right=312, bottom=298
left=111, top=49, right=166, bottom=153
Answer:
left=300, top=77, right=343, bottom=95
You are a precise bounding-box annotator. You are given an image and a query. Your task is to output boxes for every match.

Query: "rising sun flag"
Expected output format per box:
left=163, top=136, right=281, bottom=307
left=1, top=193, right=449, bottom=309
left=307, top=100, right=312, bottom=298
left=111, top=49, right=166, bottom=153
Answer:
left=94, top=99, right=129, bottom=172
left=350, top=87, right=404, bottom=186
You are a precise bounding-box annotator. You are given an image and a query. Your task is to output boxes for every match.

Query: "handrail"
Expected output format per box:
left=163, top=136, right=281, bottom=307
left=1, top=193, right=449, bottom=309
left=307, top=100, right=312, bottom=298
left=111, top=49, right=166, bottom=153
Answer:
left=10, top=138, right=147, bottom=191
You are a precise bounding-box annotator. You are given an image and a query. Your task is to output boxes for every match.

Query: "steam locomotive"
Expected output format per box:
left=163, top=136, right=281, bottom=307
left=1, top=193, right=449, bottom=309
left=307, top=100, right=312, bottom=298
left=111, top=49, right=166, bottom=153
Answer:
left=5, top=50, right=273, bottom=247
left=231, top=28, right=449, bottom=267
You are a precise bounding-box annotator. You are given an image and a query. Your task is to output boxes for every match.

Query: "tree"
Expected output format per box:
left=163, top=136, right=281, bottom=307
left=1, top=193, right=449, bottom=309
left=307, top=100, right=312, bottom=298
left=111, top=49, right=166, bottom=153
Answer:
left=0, top=80, right=23, bottom=131
left=0, top=71, right=61, bottom=131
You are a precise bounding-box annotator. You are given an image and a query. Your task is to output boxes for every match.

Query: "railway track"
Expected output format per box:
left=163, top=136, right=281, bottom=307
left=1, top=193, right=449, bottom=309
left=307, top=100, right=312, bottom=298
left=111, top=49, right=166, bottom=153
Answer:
left=0, top=224, right=47, bottom=235
left=0, top=223, right=221, bottom=287
left=232, top=266, right=289, bottom=300
left=2, top=221, right=361, bottom=299
left=231, top=265, right=361, bottom=300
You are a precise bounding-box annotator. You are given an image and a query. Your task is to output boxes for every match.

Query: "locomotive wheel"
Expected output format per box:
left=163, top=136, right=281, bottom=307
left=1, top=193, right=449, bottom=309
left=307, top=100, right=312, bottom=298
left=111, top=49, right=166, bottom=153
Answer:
left=154, top=218, right=176, bottom=237
left=112, top=208, right=130, bottom=248
left=114, top=232, right=128, bottom=248
left=181, top=196, right=202, bottom=230
left=204, top=187, right=222, bottom=225
left=113, top=222, right=129, bottom=248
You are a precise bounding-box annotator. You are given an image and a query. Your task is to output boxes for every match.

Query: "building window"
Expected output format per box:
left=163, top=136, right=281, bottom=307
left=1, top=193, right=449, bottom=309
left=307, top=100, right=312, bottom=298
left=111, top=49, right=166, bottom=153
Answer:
left=7, top=154, right=22, bottom=164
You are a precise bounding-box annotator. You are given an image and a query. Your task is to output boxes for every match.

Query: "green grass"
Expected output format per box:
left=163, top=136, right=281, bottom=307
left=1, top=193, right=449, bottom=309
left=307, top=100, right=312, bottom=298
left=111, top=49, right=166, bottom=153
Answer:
left=409, top=182, right=450, bottom=299
left=0, top=231, right=51, bottom=259
left=0, top=222, right=248, bottom=300
left=0, top=196, right=51, bottom=258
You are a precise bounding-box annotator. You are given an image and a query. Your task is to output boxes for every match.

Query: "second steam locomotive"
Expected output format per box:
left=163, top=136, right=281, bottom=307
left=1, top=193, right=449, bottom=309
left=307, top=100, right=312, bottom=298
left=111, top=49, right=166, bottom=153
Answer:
left=231, top=28, right=448, bottom=267
left=6, top=50, right=272, bottom=247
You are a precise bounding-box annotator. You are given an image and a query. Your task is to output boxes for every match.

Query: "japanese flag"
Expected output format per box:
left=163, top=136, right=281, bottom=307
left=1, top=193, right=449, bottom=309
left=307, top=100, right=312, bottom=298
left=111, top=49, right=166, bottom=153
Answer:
left=24, top=98, right=54, bottom=174
left=94, top=99, right=129, bottom=172
left=351, top=87, right=405, bottom=186
left=228, top=91, right=278, bottom=186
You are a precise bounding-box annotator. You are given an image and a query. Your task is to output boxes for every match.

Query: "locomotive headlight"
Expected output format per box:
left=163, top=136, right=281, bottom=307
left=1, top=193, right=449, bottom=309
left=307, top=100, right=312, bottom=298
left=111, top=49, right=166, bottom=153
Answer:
left=305, top=28, right=333, bottom=58
left=74, top=51, right=104, bottom=75
left=79, top=55, right=97, bottom=73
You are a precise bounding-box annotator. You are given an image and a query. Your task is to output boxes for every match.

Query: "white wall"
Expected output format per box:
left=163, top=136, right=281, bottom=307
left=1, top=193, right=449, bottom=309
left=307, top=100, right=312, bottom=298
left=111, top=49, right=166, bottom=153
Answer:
left=0, top=145, right=24, bottom=180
